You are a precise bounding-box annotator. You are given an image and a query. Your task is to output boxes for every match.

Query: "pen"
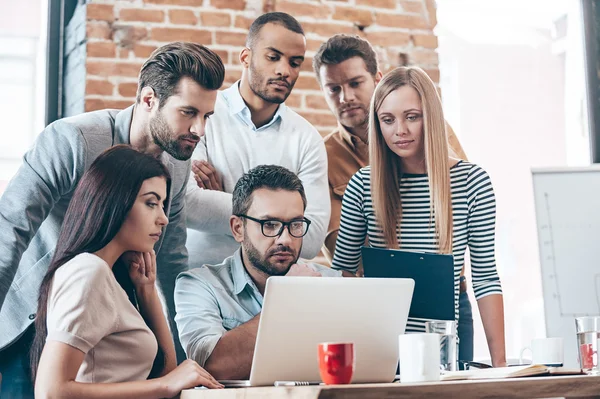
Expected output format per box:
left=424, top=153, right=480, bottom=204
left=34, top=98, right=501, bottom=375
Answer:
left=274, top=381, right=322, bottom=386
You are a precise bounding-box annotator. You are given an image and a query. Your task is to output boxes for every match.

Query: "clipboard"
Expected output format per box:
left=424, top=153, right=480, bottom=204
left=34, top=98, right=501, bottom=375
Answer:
left=361, top=247, right=455, bottom=321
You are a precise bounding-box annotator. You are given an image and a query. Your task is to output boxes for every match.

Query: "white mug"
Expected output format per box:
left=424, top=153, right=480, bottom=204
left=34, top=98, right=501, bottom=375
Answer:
left=398, top=333, right=441, bottom=383
left=519, top=337, right=564, bottom=366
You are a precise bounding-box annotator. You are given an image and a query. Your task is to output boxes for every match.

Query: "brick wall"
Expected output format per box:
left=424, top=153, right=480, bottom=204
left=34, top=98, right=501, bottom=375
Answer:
left=84, top=0, right=439, bottom=135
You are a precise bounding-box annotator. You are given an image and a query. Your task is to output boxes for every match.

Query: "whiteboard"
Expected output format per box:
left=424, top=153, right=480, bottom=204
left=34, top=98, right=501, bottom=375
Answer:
left=532, top=166, right=600, bottom=367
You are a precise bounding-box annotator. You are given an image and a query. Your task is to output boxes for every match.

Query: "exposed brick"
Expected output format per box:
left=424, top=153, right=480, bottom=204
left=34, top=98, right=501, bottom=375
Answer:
left=307, top=38, right=324, bottom=53
left=425, top=0, right=437, bottom=28
left=118, top=48, right=130, bottom=58
left=215, top=31, right=247, bottom=46
left=87, top=3, right=114, bottom=22
left=234, top=15, right=254, bottom=30
left=364, top=31, right=411, bottom=48
left=200, top=11, right=231, bottom=27
left=224, top=68, right=243, bottom=85
left=211, top=48, right=229, bottom=64
left=376, top=13, right=429, bottom=29
left=85, top=79, right=114, bottom=96
left=305, top=94, right=328, bottom=110
left=169, top=9, right=198, bottom=25
left=295, top=75, right=320, bottom=91
left=145, top=0, right=203, bottom=5
left=133, top=43, right=158, bottom=58
left=356, top=0, right=396, bottom=9
left=401, top=0, right=424, bottom=14
left=119, top=9, right=165, bottom=23
left=301, top=21, right=356, bottom=38
left=424, top=68, right=440, bottom=83
left=211, top=0, right=246, bottom=10
left=285, top=92, right=302, bottom=108
left=300, top=56, right=313, bottom=73
left=87, top=21, right=112, bottom=40
left=86, top=60, right=143, bottom=78
left=412, top=34, right=438, bottom=49
left=298, top=111, right=338, bottom=127
left=275, top=1, right=331, bottom=19
left=409, top=49, right=438, bottom=65
left=332, top=6, right=373, bottom=26
left=112, top=25, right=148, bottom=48
left=85, top=98, right=133, bottom=112
left=118, top=82, right=138, bottom=97
left=87, top=41, right=116, bottom=58
left=150, top=27, right=212, bottom=43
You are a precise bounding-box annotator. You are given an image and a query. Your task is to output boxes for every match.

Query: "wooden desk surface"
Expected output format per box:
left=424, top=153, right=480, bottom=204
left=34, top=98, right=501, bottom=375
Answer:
left=182, top=375, right=600, bottom=399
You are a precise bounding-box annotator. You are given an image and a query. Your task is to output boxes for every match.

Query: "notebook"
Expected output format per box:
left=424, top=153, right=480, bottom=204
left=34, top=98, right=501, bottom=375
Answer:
left=441, top=365, right=583, bottom=381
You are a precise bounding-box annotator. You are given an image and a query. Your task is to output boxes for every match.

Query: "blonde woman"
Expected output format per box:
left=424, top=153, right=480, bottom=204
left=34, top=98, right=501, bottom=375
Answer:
left=331, top=67, right=506, bottom=367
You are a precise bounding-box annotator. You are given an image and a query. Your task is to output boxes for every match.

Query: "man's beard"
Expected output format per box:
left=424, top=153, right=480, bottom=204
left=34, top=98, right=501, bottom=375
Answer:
left=149, top=110, right=198, bottom=161
left=248, top=59, right=295, bottom=104
left=338, top=103, right=369, bottom=129
left=243, top=234, right=300, bottom=276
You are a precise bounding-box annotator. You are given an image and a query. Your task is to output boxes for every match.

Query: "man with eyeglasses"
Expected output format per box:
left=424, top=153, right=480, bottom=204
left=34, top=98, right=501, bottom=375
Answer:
left=174, top=165, right=340, bottom=380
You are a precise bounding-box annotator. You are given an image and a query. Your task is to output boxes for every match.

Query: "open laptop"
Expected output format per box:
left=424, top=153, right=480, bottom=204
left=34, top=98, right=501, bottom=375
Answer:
left=241, top=276, right=414, bottom=386
left=362, top=247, right=455, bottom=321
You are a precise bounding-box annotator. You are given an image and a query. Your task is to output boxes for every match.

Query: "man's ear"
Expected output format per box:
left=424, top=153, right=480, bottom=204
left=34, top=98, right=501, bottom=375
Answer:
left=239, top=47, right=251, bottom=69
left=230, top=215, right=244, bottom=243
left=374, top=71, right=383, bottom=85
left=138, top=86, right=159, bottom=111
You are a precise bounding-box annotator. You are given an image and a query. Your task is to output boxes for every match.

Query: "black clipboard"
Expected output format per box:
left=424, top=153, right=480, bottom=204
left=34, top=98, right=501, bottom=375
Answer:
left=361, top=247, right=455, bottom=321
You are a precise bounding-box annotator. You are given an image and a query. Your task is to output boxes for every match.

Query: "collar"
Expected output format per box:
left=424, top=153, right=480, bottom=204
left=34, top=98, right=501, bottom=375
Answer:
left=222, top=81, right=287, bottom=131
left=337, top=122, right=368, bottom=151
left=114, top=105, right=134, bottom=144
left=231, top=248, right=259, bottom=296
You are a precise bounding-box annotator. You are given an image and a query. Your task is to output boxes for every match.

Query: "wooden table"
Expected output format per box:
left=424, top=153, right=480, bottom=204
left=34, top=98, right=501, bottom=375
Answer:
left=182, top=375, right=600, bottom=399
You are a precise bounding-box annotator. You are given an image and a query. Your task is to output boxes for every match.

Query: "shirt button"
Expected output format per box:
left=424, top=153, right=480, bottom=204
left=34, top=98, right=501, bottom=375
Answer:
left=29, top=313, right=35, bottom=320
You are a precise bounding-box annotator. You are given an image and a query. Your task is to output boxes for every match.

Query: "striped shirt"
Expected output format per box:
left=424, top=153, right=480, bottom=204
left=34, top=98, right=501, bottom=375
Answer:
left=332, top=161, right=502, bottom=332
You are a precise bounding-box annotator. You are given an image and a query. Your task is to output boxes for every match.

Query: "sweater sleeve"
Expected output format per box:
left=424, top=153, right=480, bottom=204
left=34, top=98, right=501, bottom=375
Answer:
left=331, top=170, right=368, bottom=273
left=466, top=164, right=503, bottom=299
left=185, top=134, right=233, bottom=235
left=297, top=131, right=331, bottom=259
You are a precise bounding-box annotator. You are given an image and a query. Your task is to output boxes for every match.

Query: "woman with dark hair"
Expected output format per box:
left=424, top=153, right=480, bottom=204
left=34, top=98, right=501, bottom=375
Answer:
left=31, top=145, right=222, bottom=398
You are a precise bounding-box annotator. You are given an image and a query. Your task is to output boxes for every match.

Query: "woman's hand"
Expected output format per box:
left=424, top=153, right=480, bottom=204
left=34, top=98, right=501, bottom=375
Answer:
left=123, top=250, right=157, bottom=295
left=159, top=359, right=223, bottom=396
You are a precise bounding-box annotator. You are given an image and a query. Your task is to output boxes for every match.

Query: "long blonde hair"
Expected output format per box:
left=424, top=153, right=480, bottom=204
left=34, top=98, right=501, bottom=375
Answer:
left=369, top=66, right=453, bottom=254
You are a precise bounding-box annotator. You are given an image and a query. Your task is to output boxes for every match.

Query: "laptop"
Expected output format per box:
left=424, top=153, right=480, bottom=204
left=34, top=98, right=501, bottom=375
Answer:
left=361, top=247, right=455, bottom=321
left=245, top=276, right=414, bottom=386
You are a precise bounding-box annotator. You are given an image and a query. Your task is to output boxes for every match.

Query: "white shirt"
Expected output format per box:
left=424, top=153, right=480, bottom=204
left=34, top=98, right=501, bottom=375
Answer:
left=185, top=82, right=330, bottom=267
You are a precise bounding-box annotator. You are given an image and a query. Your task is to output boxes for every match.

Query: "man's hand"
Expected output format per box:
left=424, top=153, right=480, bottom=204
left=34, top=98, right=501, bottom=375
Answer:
left=192, top=160, right=223, bottom=191
left=286, top=263, right=322, bottom=277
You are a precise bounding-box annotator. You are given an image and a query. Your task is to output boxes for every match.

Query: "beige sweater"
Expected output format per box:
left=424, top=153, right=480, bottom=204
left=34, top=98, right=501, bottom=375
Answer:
left=47, top=253, right=158, bottom=383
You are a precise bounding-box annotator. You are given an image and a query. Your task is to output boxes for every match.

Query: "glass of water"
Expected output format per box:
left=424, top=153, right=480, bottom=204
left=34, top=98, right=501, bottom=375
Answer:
left=426, top=320, right=458, bottom=371
left=575, top=316, right=600, bottom=375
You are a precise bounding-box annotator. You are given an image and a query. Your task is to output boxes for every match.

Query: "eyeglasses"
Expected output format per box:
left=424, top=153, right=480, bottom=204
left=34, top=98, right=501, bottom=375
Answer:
left=236, top=214, right=311, bottom=238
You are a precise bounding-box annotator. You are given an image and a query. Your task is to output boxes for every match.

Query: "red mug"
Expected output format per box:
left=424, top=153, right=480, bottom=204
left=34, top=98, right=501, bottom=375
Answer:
left=318, top=342, right=355, bottom=385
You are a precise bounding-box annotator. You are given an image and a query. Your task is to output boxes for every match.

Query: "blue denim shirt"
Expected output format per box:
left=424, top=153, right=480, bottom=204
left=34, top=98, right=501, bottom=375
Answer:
left=174, top=249, right=341, bottom=366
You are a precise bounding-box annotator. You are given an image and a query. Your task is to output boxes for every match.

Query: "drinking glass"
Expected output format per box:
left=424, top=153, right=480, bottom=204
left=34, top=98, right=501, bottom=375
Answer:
left=426, top=320, right=458, bottom=371
left=575, top=316, right=600, bottom=375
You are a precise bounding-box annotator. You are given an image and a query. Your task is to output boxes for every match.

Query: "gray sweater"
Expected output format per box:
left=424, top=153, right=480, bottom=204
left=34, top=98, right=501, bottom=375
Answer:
left=0, top=106, right=190, bottom=350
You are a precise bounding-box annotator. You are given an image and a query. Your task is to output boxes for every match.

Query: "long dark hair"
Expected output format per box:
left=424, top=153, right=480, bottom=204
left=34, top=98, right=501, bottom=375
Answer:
left=30, top=145, right=171, bottom=382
